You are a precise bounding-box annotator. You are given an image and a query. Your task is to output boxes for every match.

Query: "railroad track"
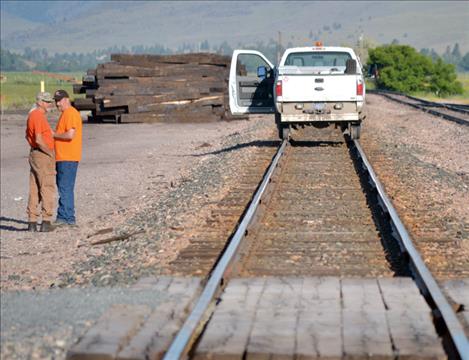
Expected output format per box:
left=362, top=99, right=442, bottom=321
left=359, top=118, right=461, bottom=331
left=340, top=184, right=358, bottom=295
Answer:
left=370, top=89, right=469, bottom=127
left=68, top=127, right=469, bottom=359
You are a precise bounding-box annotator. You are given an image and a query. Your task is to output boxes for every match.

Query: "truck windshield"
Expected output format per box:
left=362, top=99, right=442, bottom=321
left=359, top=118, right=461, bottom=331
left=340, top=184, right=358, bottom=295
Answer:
left=284, top=52, right=352, bottom=67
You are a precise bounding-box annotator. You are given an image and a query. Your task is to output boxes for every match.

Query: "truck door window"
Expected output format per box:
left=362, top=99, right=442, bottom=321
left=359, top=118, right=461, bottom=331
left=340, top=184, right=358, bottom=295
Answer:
left=237, top=54, right=272, bottom=77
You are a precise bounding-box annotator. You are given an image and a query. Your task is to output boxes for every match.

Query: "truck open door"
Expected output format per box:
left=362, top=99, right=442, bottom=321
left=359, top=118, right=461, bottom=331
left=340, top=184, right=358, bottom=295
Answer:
left=229, top=50, right=276, bottom=115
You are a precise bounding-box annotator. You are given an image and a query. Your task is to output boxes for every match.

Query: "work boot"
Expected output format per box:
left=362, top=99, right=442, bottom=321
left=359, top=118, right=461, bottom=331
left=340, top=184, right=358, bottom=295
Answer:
left=40, top=221, right=56, bottom=232
left=52, top=219, right=68, bottom=227
left=27, top=222, right=37, bottom=232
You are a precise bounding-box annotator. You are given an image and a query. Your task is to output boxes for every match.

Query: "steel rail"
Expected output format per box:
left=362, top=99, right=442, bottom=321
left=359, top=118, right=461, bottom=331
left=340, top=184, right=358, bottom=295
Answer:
left=405, top=94, right=469, bottom=115
left=353, top=140, right=469, bottom=359
left=371, top=90, right=469, bottom=127
left=368, top=89, right=468, bottom=111
left=163, top=139, right=288, bottom=360
left=443, top=104, right=469, bottom=114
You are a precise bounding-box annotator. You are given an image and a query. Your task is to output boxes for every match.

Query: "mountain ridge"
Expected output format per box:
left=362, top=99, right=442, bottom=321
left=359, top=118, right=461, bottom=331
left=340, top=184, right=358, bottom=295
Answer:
left=1, top=1, right=468, bottom=54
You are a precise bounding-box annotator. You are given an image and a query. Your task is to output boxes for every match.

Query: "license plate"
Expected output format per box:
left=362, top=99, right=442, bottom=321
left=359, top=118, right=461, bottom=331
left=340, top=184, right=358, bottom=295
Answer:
left=314, top=103, right=326, bottom=111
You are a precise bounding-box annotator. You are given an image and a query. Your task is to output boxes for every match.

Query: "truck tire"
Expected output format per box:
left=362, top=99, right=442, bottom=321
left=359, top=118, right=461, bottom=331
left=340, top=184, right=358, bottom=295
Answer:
left=350, top=124, right=361, bottom=139
left=281, top=125, right=290, bottom=140
left=275, top=113, right=285, bottom=140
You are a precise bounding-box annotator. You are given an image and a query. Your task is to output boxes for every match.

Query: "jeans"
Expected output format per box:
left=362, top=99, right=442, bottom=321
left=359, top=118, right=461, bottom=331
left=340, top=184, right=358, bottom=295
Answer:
left=56, top=161, right=79, bottom=224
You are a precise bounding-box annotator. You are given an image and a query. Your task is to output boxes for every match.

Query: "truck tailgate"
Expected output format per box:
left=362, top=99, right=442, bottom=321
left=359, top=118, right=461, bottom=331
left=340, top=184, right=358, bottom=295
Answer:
left=281, top=74, right=358, bottom=102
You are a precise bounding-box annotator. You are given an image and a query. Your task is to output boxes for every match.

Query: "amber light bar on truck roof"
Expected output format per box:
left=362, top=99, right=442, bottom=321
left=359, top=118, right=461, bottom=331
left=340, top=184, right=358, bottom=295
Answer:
left=311, top=41, right=325, bottom=50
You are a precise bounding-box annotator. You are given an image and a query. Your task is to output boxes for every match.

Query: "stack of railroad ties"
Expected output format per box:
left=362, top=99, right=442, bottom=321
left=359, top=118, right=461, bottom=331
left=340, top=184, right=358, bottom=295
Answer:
left=72, top=53, right=246, bottom=123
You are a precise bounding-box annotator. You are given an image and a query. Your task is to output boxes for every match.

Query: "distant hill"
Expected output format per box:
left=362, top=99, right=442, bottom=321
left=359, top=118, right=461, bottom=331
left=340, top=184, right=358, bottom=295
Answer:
left=1, top=1, right=468, bottom=54
left=0, top=10, right=41, bottom=38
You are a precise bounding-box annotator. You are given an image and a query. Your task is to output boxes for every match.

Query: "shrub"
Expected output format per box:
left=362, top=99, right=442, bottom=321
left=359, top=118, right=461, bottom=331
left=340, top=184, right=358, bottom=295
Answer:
left=368, top=44, right=463, bottom=97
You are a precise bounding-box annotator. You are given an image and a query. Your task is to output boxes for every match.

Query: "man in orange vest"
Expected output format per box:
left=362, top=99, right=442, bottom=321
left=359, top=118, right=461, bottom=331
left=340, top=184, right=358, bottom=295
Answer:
left=53, top=90, right=83, bottom=226
left=25, top=92, right=56, bottom=232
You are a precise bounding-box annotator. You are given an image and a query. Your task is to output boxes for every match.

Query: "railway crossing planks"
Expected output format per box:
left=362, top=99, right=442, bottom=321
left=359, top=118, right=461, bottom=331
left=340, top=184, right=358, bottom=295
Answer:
left=66, top=277, right=201, bottom=360
left=67, top=304, right=152, bottom=360
left=443, top=279, right=469, bottom=336
left=195, top=277, right=445, bottom=359
left=341, top=278, right=394, bottom=358
left=193, top=278, right=266, bottom=360
left=118, top=277, right=201, bottom=360
left=296, top=277, right=342, bottom=359
left=245, top=277, right=302, bottom=359
left=378, top=278, right=446, bottom=359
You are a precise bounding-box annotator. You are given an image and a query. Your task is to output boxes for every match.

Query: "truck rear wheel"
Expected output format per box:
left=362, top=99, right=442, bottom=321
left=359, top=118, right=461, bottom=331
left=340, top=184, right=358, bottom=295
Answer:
left=281, top=125, right=290, bottom=140
left=275, top=113, right=285, bottom=139
left=350, top=124, right=361, bottom=139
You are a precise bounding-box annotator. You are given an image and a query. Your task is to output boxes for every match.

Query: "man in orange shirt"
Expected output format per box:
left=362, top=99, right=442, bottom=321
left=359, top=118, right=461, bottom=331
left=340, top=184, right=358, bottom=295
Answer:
left=53, top=90, right=83, bottom=226
left=25, top=92, right=56, bottom=232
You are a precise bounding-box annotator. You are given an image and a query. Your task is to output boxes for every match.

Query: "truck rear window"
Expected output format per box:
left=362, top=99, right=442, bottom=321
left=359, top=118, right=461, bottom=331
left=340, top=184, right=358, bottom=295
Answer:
left=284, top=52, right=352, bottom=67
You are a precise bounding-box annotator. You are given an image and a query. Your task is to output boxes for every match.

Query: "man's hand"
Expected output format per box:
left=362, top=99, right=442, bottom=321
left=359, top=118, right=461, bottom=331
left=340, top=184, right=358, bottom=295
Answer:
left=54, top=128, right=75, bottom=140
left=35, top=133, right=54, bottom=157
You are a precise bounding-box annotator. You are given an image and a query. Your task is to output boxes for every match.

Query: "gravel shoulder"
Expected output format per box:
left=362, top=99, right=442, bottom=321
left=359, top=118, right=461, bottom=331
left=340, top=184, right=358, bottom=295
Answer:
left=360, top=94, right=469, bottom=278
left=1, top=112, right=276, bottom=290
left=1, top=96, right=469, bottom=358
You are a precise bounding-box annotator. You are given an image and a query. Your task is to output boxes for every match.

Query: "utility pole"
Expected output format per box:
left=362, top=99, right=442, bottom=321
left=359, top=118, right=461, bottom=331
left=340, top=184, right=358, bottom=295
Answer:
left=277, top=31, right=282, bottom=64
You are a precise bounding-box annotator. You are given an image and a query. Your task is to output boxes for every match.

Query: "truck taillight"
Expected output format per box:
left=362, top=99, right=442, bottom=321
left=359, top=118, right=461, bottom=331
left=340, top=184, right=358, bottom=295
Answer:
left=276, top=80, right=282, bottom=97
left=357, top=81, right=364, bottom=96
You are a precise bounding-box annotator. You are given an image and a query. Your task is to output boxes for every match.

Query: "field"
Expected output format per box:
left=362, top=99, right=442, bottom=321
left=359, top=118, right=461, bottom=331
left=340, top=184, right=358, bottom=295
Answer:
left=2, top=71, right=468, bottom=112
left=0, top=71, right=85, bottom=110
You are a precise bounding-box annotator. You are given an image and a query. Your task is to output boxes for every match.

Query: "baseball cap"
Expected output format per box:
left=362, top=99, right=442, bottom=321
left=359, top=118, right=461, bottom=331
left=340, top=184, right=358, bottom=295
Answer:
left=53, top=89, right=69, bottom=102
left=36, top=92, right=53, bottom=103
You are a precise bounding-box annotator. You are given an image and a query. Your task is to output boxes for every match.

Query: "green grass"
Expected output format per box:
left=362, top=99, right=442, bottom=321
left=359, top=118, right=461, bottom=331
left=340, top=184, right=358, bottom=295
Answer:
left=410, top=73, right=469, bottom=104
left=0, top=71, right=85, bottom=110
left=365, top=78, right=377, bottom=90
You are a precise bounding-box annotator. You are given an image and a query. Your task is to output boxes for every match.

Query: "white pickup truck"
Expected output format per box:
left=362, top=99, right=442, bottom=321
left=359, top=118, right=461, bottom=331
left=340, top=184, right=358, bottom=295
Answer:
left=229, top=44, right=366, bottom=139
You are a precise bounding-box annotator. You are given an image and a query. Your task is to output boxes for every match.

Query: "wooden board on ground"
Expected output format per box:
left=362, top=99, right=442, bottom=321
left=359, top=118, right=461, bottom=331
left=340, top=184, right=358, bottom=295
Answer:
left=196, top=277, right=444, bottom=359
left=66, top=277, right=201, bottom=360
left=378, top=278, right=446, bottom=359
left=296, top=277, right=342, bottom=359
left=118, top=277, right=201, bottom=360
left=443, top=278, right=469, bottom=334
left=67, top=304, right=151, bottom=360
left=79, top=52, right=233, bottom=123
left=111, top=53, right=230, bottom=67
left=342, top=278, right=393, bottom=358
left=120, top=109, right=222, bottom=124
left=245, top=277, right=302, bottom=359
left=194, top=278, right=266, bottom=360
left=72, top=98, right=96, bottom=111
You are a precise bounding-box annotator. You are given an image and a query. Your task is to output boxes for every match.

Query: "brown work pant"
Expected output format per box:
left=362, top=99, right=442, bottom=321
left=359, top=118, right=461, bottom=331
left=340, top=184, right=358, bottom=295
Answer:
left=27, top=149, right=56, bottom=222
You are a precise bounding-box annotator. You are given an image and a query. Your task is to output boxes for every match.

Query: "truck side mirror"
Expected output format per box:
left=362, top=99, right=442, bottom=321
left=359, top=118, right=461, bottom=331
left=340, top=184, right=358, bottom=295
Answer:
left=257, top=66, right=267, bottom=79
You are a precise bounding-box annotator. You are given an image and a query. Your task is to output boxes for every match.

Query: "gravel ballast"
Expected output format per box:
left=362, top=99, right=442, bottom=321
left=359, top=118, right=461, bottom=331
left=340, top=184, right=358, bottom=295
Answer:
left=1, top=94, right=468, bottom=358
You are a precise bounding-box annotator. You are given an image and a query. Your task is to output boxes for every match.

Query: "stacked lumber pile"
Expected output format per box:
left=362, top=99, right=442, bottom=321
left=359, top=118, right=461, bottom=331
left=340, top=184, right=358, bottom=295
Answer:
left=73, top=53, right=246, bottom=123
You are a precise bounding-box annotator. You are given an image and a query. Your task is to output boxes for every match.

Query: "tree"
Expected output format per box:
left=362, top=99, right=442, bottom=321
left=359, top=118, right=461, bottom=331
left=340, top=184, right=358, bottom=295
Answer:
left=430, top=59, right=463, bottom=96
left=451, top=43, right=462, bottom=62
left=215, top=41, right=233, bottom=55
left=0, top=49, right=29, bottom=71
left=460, top=52, right=469, bottom=72
left=430, top=49, right=440, bottom=62
left=367, top=44, right=462, bottom=96
left=200, top=40, right=210, bottom=52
